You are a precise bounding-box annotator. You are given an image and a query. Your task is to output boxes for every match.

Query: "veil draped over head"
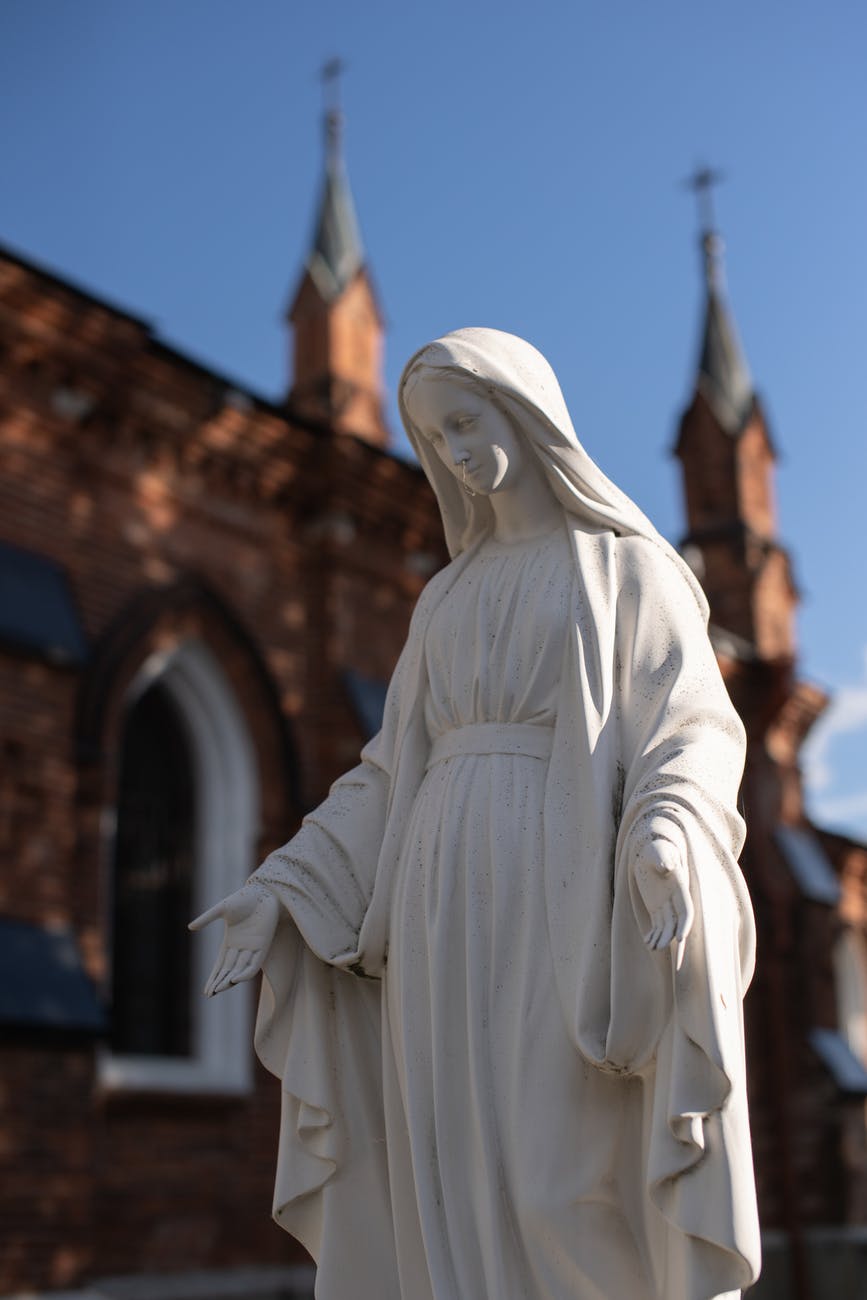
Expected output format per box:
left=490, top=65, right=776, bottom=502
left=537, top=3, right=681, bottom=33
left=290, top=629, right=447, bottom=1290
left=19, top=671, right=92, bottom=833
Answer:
left=398, top=326, right=708, bottom=619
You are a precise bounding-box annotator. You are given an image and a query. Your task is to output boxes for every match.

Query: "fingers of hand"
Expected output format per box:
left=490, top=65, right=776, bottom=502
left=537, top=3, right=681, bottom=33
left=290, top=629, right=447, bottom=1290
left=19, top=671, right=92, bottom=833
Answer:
left=232, top=951, right=264, bottom=984
left=192, top=884, right=263, bottom=933
left=656, top=901, right=677, bottom=951
left=674, top=892, right=695, bottom=970
left=210, top=948, right=244, bottom=997
left=205, top=946, right=243, bottom=993
left=644, top=898, right=683, bottom=953
left=644, top=915, right=663, bottom=948
left=207, top=947, right=264, bottom=996
left=673, top=889, right=695, bottom=941
left=204, top=951, right=233, bottom=998
left=189, top=901, right=225, bottom=931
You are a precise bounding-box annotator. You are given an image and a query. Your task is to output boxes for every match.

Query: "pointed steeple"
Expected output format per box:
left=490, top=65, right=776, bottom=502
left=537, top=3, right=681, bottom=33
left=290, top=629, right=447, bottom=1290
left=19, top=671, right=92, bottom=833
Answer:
left=674, top=169, right=796, bottom=661
left=697, top=230, right=754, bottom=435
left=286, top=62, right=389, bottom=448
left=305, top=95, right=365, bottom=303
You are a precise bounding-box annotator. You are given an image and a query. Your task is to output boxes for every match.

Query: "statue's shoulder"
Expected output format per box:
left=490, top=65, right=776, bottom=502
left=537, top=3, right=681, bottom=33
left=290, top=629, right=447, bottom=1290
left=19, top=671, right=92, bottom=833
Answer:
left=408, top=553, right=465, bottom=629
left=570, top=530, right=673, bottom=609
left=612, top=533, right=710, bottom=652
left=611, top=532, right=673, bottom=588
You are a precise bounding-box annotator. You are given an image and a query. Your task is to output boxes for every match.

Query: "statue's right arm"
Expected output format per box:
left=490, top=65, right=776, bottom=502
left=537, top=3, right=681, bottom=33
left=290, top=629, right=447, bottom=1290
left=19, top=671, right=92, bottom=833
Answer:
left=189, top=565, right=449, bottom=993
left=248, top=733, right=393, bottom=967
left=189, top=734, right=393, bottom=995
left=249, top=574, right=446, bottom=965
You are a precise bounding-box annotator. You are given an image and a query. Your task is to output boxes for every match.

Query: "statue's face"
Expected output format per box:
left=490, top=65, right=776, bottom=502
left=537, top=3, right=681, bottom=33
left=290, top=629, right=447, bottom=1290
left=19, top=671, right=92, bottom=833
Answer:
left=405, top=373, right=527, bottom=495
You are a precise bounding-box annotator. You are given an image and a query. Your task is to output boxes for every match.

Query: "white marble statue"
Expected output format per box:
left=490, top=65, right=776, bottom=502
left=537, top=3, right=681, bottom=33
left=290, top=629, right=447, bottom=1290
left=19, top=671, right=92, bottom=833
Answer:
left=191, top=329, right=760, bottom=1300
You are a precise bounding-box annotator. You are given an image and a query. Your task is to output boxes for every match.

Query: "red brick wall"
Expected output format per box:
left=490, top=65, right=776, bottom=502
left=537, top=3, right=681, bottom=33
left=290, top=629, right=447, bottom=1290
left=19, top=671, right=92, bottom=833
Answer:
left=289, top=271, right=389, bottom=448
left=0, top=250, right=446, bottom=1292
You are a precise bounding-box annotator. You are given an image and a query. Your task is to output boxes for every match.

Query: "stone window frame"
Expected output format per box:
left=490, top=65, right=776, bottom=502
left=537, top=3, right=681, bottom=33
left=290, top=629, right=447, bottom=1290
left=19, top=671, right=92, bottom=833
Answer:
left=834, top=926, right=867, bottom=1067
left=98, top=639, right=258, bottom=1095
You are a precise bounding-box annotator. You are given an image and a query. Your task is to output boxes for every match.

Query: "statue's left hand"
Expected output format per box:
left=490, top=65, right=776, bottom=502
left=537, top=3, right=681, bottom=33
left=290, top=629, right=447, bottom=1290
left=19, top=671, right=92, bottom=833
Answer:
left=189, top=881, right=280, bottom=997
left=632, top=838, right=695, bottom=970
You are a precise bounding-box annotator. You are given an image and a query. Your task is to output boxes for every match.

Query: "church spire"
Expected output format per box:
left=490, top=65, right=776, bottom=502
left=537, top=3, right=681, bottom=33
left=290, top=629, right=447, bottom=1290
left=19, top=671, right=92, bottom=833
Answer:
left=674, top=169, right=796, bottom=661
left=305, top=59, right=365, bottom=303
left=688, top=167, right=754, bottom=435
left=286, top=62, right=389, bottom=448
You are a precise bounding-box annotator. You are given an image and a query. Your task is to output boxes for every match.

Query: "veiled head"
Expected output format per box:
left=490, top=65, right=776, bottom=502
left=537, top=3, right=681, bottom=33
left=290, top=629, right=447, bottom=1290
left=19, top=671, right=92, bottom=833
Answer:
left=399, top=327, right=708, bottom=618
left=399, top=329, right=585, bottom=555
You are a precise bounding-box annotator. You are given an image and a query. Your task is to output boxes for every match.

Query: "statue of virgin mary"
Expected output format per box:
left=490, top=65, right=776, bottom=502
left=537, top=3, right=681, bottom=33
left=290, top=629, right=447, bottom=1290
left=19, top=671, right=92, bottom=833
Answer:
left=192, top=329, right=760, bottom=1300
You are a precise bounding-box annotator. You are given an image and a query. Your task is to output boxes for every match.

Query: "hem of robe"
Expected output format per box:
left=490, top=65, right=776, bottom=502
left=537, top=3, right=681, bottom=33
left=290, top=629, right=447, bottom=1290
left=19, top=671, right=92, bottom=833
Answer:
left=254, top=923, right=401, bottom=1300
left=255, top=915, right=757, bottom=1300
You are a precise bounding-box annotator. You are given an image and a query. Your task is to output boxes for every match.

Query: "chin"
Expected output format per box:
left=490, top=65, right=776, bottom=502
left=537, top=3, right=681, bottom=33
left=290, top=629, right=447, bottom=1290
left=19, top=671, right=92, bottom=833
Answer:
left=457, top=470, right=493, bottom=495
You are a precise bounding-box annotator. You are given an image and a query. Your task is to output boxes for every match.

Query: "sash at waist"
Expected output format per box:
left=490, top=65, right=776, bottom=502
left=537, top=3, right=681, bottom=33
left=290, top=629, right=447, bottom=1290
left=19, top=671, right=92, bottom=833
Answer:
left=426, top=722, right=554, bottom=769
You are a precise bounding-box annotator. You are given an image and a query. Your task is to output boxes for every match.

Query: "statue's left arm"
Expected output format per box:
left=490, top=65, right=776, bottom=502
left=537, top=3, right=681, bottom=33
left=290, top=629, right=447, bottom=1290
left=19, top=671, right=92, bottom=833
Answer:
left=612, top=535, right=761, bottom=1294
left=614, top=535, right=750, bottom=975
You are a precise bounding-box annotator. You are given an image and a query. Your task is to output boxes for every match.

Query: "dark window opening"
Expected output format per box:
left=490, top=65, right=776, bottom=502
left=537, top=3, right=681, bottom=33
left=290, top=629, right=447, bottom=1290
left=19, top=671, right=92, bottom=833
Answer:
left=111, top=681, right=196, bottom=1057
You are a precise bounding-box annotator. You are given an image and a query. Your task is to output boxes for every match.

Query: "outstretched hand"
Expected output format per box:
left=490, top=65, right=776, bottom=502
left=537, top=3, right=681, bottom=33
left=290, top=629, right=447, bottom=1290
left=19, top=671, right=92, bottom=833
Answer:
left=632, top=837, right=694, bottom=971
left=189, top=881, right=280, bottom=997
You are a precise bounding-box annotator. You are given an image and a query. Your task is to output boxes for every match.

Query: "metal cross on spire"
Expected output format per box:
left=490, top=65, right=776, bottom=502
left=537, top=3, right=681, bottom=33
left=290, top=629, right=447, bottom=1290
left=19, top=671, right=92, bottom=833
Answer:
left=684, top=164, right=725, bottom=235
left=321, top=58, right=345, bottom=159
left=684, top=164, right=727, bottom=289
left=322, top=58, right=344, bottom=112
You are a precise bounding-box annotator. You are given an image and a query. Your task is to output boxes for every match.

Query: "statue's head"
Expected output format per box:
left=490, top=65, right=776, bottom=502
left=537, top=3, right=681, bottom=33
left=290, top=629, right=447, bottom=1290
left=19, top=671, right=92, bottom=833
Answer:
left=399, top=329, right=576, bottom=552
left=398, top=328, right=708, bottom=618
left=399, top=329, right=573, bottom=453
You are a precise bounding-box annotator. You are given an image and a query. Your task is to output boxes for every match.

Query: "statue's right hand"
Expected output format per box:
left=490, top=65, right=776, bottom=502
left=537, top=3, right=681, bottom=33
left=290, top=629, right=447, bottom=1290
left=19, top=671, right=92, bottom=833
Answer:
left=189, top=881, right=280, bottom=997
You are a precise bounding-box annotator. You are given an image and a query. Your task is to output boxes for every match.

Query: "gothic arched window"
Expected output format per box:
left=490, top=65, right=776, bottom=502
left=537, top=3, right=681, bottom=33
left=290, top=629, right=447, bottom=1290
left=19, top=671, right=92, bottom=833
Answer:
left=100, top=640, right=259, bottom=1094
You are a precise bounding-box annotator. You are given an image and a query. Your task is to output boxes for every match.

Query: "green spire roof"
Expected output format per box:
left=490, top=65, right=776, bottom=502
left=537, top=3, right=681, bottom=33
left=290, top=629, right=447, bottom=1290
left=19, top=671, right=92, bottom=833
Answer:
left=305, top=110, right=364, bottom=302
left=697, top=232, right=754, bottom=435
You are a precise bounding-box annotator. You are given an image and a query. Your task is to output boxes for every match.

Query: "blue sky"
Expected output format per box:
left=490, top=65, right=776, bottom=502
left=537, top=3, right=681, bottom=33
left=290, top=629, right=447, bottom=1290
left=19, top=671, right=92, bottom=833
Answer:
left=2, top=0, right=866, bottom=832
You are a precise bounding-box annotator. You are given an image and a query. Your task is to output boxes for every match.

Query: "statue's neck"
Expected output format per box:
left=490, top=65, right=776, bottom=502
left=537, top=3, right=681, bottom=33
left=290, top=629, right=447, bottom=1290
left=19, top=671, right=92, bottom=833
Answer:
left=489, top=459, right=559, bottom=545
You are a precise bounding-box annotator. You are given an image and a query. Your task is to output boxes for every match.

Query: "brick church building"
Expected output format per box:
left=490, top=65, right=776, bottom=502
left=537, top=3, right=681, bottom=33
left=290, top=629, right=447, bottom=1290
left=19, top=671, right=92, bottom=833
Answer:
left=1, top=105, right=866, bottom=1298
left=673, top=216, right=867, bottom=1298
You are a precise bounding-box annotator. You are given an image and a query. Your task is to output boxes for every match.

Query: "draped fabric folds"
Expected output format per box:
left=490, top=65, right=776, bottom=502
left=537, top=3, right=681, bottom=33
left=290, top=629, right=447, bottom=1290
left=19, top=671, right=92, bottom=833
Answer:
left=251, top=329, right=760, bottom=1299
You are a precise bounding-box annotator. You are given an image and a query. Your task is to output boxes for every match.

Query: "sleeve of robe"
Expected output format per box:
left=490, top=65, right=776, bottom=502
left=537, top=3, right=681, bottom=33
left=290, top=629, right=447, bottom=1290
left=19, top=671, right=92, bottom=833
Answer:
left=246, top=629, right=421, bottom=1298
left=614, top=535, right=761, bottom=1299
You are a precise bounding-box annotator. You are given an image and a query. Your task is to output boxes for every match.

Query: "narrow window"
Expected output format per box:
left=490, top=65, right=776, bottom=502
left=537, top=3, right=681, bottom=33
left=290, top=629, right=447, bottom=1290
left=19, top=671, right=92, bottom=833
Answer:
left=111, top=681, right=196, bottom=1057
left=834, top=929, right=867, bottom=1065
left=100, top=640, right=257, bottom=1094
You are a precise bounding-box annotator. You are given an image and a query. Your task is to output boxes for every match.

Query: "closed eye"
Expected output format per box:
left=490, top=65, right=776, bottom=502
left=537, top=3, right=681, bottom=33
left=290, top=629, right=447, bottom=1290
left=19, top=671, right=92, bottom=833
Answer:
left=454, top=414, right=478, bottom=431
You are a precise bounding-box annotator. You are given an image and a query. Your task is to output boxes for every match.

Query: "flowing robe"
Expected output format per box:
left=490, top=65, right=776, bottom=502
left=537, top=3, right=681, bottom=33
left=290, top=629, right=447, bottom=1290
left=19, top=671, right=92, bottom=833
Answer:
left=252, top=524, right=760, bottom=1300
